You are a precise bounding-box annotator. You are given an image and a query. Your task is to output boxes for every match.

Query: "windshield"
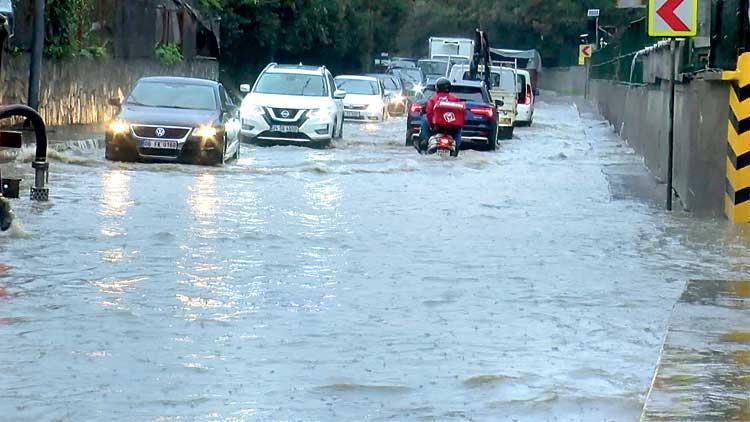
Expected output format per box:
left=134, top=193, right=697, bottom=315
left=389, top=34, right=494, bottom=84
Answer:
left=254, top=73, right=327, bottom=97
left=419, top=61, right=449, bottom=76
left=392, top=69, right=424, bottom=84
left=335, top=78, right=380, bottom=95
left=126, top=82, right=217, bottom=110
left=0, top=0, right=11, bottom=13
left=380, top=77, right=399, bottom=90
left=418, top=86, right=485, bottom=103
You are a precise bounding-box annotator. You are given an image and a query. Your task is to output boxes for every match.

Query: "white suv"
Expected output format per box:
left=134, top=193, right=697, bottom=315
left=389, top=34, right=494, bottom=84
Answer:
left=239, top=64, right=345, bottom=146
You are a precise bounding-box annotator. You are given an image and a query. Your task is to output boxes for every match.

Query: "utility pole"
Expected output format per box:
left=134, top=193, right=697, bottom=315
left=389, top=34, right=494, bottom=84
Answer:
left=28, top=0, right=44, bottom=111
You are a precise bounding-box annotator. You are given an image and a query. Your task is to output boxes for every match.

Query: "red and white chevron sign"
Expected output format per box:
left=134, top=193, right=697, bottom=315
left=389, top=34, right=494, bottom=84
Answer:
left=648, top=0, right=697, bottom=37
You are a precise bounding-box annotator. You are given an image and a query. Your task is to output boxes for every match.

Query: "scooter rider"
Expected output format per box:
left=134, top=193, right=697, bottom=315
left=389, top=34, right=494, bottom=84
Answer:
left=418, top=77, right=462, bottom=153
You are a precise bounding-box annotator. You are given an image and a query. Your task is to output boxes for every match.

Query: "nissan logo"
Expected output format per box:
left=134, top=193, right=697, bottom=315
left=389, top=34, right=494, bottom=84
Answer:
left=155, top=127, right=166, bottom=137
left=280, top=110, right=291, bottom=118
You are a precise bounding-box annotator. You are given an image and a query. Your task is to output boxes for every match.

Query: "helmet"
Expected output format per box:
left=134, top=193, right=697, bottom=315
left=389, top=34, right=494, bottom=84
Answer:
left=435, top=77, right=451, bottom=93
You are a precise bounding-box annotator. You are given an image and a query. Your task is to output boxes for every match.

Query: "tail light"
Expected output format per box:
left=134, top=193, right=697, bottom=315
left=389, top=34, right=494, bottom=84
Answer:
left=470, top=106, right=494, bottom=119
left=409, top=103, right=423, bottom=114
left=437, top=136, right=453, bottom=147
left=524, top=85, right=533, bottom=105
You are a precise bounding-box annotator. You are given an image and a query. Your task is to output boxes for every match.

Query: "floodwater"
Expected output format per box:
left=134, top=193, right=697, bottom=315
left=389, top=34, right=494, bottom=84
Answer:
left=0, top=95, right=747, bottom=421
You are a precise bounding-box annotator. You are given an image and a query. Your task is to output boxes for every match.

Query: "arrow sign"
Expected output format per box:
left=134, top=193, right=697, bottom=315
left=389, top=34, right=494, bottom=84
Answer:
left=656, top=0, right=689, bottom=31
left=648, top=0, right=697, bottom=37
left=578, top=44, right=593, bottom=66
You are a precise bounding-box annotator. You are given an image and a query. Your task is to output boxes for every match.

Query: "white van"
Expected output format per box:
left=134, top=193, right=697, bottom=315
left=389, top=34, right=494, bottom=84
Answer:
left=448, top=64, right=517, bottom=139
left=515, top=70, right=535, bottom=126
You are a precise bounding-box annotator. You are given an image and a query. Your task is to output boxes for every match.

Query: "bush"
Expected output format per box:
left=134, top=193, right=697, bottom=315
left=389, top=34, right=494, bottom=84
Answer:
left=154, top=43, right=183, bottom=67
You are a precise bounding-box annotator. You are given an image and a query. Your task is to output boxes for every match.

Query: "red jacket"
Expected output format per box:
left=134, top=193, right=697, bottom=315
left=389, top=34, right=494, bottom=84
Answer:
left=425, top=92, right=460, bottom=127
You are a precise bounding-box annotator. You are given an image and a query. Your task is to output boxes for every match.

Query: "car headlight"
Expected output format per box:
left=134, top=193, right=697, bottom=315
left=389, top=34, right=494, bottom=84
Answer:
left=193, top=125, right=217, bottom=139
left=413, top=83, right=424, bottom=95
left=109, top=120, right=130, bottom=135
left=308, top=108, right=331, bottom=120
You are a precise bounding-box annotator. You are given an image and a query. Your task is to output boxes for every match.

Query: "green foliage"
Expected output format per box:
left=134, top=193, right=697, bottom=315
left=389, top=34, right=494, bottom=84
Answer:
left=154, top=43, right=184, bottom=67
left=44, top=0, right=105, bottom=60
left=216, top=0, right=638, bottom=80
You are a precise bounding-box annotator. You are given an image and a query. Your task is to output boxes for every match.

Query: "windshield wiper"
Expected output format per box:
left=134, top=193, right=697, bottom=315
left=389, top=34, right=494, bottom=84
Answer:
left=157, top=105, right=196, bottom=110
left=125, top=100, right=149, bottom=107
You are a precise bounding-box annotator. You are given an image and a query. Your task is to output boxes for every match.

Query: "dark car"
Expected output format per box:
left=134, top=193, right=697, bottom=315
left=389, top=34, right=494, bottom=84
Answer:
left=389, top=68, right=426, bottom=100
left=366, top=73, right=406, bottom=115
left=405, top=81, right=498, bottom=151
left=418, top=59, right=450, bottom=84
left=106, top=77, right=241, bottom=165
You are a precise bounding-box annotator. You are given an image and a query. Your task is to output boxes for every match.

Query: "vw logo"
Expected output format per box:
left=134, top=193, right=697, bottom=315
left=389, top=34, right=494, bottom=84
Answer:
left=155, top=127, right=166, bottom=137
left=280, top=110, right=291, bottom=118
left=443, top=112, right=456, bottom=123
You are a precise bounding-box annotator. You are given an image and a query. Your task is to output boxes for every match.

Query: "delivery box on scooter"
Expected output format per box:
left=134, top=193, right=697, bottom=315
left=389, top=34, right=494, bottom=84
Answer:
left=431, top=100, right=465, bottom=129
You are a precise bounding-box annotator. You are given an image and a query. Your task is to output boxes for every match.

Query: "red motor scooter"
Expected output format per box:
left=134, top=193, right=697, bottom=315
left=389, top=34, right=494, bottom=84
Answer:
left=424, top=100, right=465, bottom=158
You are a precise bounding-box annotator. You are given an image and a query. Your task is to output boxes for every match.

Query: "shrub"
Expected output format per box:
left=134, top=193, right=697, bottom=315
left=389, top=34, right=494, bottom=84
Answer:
left=154, top=43, right=183, bottom=67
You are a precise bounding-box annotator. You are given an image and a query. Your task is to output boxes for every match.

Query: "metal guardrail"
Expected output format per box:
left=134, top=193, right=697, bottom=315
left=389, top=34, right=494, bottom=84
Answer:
left=0, top=105, right=49, bottom=202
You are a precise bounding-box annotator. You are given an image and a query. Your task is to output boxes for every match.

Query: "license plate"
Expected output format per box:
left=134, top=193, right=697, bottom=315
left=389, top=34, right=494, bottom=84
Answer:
left=344, top=111, right=361, bottom=118
left=437, top=149, right=451, bottom=158
left=271, top=125, right=299, bottom=133
left=141, top=140, right=178, bottom=149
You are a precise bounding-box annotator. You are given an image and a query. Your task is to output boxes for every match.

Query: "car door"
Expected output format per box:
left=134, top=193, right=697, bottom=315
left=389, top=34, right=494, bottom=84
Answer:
left=219, top=85, right=240, bottom=148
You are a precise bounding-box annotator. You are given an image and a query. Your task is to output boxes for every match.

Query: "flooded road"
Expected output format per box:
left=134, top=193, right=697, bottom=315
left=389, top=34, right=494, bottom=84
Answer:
left=0, top=94, right=747, bottom=421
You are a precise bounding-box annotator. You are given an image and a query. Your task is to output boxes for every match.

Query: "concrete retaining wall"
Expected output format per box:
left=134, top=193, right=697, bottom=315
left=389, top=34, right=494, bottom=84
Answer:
left=538, top=67, right=587, bottom=95
left=589, top=78, right=727, bottom=215
left=1, top=55, right=219, bottom=127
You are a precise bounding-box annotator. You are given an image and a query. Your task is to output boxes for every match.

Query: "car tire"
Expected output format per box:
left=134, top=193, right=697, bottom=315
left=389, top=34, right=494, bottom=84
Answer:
left=487, top=132, right=497, bottom=151
left=498, top=126, right=513, bottom=140
left=338, top=119, right=344, bottom=139
left=233, top=139, right=241, bottom=160
left=105, top=141, right=135, bottom=162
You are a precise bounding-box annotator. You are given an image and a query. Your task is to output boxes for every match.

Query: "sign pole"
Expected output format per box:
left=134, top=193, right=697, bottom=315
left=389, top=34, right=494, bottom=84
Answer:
left=585, top=57, right=591, bottom=99
left=666, top=38, right=676, bottom=211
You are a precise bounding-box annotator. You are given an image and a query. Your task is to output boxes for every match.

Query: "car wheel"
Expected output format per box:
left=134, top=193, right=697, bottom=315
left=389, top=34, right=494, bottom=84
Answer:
left=487, top=132, right=497, bottom=151
left=233, top=139, right=241, bottom=160
left=105, top=141, right=133, bottom=162
left=498, top=126, right=513, bottom=140
left=331, top=120, right=342, bottom=139
left=338, top=119, right=344, bottom=139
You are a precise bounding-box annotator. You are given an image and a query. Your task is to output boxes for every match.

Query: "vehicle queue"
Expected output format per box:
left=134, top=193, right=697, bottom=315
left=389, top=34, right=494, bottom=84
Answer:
left=104, top=37, right=538, bottom=165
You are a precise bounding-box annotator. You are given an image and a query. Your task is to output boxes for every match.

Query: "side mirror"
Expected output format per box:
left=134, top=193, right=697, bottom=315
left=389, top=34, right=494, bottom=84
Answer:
left=494, top=99, right=504, bottom=108
left=533, top=88, right=540, bottom=96
left=333, top=89, right=346, bottom=99
left=108, top=97, right=121, bottom=107
left=240, top=84, right=251, bottom=93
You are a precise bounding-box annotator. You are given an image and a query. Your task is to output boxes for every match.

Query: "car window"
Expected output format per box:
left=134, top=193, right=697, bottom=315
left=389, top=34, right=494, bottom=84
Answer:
left=127, top=81, right=217, bottom=110
left=335, top=78, right=380, bottom=95
left=254, top=73, right=327, bottom=97
left=451, top=86, right=485, bottom=103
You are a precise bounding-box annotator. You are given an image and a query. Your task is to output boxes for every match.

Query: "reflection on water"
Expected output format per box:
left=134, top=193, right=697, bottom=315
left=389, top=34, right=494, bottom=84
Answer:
left=188, top=172, right=218, bottom=220
left=100, top=168, right=133, bottom=217
left=3, top=103, right=748, bottom=421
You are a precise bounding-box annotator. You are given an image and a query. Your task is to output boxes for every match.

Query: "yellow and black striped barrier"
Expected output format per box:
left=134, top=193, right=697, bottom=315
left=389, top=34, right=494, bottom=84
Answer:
left=724, top=54, right=750, bottom=223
